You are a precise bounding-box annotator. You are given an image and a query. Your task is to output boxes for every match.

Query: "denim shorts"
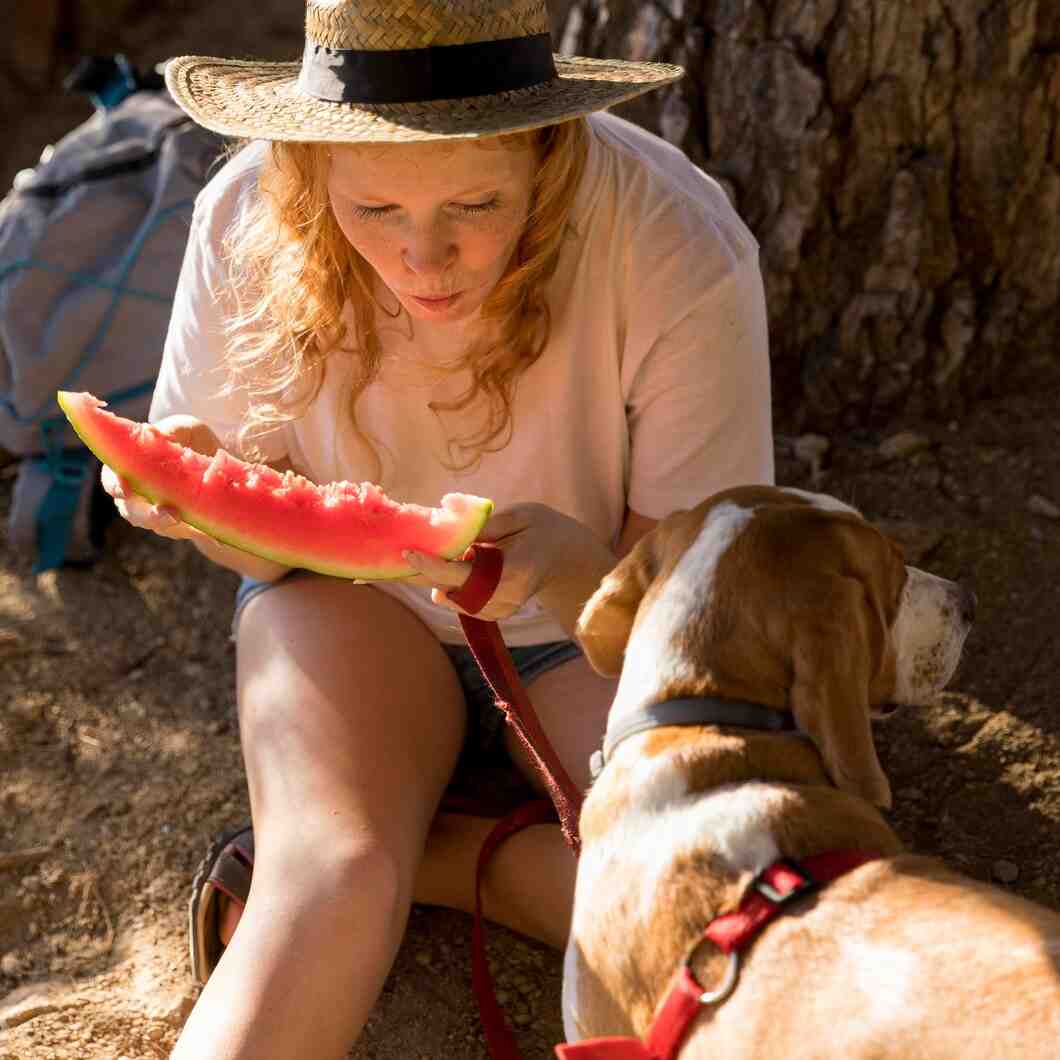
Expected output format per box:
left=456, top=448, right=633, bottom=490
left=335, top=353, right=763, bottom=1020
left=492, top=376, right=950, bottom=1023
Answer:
left=232, top=571, right=583, bottom=762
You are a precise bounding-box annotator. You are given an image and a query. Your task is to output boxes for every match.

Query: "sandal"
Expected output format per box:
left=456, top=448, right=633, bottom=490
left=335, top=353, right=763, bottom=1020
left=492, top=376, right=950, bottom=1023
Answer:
left=188, top=823, right=254, bottom=984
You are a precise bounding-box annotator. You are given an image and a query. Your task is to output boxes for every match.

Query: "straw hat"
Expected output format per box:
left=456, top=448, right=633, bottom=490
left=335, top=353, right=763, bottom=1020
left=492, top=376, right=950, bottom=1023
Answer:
left=165, top=0, right=684, bottom=143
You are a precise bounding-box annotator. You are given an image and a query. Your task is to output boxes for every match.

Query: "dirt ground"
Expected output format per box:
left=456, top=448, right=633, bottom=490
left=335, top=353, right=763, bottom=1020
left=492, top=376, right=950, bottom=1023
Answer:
left=2, top=378, right=1059, bottom=1058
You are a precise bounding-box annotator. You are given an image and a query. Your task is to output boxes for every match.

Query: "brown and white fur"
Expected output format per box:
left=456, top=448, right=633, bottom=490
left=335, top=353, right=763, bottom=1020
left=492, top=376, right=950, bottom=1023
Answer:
left=563, top=485, right=1060, bottom=1058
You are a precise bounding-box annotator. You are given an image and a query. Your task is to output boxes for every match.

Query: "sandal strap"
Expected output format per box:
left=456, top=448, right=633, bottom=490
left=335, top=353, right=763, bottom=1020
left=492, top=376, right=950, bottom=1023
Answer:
left=189, top=823, right=254, bottom=985
left=207, top=827, right=255, bottom=909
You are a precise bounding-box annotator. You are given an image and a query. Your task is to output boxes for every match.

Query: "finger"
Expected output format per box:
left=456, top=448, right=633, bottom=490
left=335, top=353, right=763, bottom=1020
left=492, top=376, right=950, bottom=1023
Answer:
left=403, top=549, right=473, bottom=589
left=475, top=507, right=532, bottom=543
left=446, top=543, right=504, bottom=615
left=431, top=587, right=461, bottom=611
left=100, top=464, right=126, bottom=499
left=401, top=572, right=438, bottom=589
left=402, top=571, right=467, bottom=591
left=116, top=493, right=185, bottom=538
left=431, top=587, right=516, bottom=622
left=150, top=504, right=184, bottom=532
left=153, top=507, right=224, bottom=545
left=118, top=493, right=159, bottom=526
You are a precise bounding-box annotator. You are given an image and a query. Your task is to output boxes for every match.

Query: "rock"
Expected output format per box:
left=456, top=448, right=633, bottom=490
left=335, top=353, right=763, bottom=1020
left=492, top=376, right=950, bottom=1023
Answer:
left=992, top=859, right=1020, bottom=884
left=1028, top=494, right=1060, bottom=520
left=872, top=521, right=944, bottom=565
left=162, top=991, right=197, bottom=1028
left=0, top=629, right=29, bottom=658
left=940, top=473, right=968, bottom=507
left=0, top=982, right=70, bottom=1029
left=794, top=433, right=830, bottom=465
left=878, top=431, right=932, bottom=461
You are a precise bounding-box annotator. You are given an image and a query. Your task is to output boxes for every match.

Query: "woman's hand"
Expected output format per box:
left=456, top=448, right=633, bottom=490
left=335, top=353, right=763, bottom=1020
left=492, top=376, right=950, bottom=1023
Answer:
left=100, top=415, right=223, bottom=546
left=403, top=502, right=617, bottom=633
left=100, top=414, right=292, bottom=582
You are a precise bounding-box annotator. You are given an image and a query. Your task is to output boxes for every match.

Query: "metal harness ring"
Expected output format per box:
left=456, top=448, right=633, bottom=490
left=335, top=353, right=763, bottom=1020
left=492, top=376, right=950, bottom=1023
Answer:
left=684, top=934, right=742, bottom=1007
left=697, top=950, right=740, bottom=1005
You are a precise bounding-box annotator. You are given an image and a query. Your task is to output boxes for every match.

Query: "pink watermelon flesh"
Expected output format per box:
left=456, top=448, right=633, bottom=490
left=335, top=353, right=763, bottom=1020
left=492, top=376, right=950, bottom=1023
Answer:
left=56, top=391, right=493, bottom=580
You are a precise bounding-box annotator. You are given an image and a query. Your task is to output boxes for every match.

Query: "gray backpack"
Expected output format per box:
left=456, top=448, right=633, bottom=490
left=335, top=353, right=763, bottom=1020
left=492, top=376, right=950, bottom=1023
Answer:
left=0, top=56, right=225, bottom=570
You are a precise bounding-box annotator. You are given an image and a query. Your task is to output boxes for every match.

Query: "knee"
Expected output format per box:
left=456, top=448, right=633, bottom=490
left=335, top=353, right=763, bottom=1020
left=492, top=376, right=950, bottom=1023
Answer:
left=330, top=839, right=404, bottom=907
left=262, top=833, right=405, bottom=921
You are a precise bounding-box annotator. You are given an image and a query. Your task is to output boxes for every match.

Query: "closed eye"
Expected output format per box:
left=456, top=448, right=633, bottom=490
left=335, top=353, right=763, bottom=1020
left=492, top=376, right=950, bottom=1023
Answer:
left=348, top=196, right=500, bottom=221
left=349, top=203, right=396, bottom=219
left=454, top=197, right=500, bottom=215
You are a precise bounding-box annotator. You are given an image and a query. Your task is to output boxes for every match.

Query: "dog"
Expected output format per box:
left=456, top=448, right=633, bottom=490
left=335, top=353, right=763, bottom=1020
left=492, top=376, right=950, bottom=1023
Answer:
left=560, top=485, right=1060, bottom=1059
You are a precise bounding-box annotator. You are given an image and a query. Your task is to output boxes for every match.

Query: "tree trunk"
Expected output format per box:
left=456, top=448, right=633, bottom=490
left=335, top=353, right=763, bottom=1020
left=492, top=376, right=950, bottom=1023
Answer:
left=557, top=0, right=1060, bottom=430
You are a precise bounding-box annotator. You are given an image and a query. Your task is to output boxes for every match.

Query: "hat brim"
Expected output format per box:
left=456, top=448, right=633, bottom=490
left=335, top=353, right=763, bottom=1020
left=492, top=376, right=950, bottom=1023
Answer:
left=165, top=54, right=683, bottom=143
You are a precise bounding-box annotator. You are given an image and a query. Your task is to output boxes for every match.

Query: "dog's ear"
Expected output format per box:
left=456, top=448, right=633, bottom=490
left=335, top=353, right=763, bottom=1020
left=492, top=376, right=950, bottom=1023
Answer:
left=790, top=580, right=892, bottom=808
left=576, top=535, right=658, bottom=677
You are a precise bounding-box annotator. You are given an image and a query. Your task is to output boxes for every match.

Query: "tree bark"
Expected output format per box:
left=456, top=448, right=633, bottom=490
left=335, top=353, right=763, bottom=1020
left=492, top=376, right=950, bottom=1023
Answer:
left=557, top=0, right=1060, bottom=429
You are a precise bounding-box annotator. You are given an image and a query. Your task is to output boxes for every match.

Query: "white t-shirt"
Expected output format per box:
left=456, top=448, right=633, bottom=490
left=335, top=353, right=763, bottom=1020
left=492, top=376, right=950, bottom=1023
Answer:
left=150, top=112, right=774, bottom=645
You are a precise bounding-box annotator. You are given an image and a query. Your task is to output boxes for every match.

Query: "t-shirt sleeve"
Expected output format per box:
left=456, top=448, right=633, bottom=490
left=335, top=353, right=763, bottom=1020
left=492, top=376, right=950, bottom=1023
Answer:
left=148, top=155, right=287, bottom=463
left=622, top=216, right=774, bottom=520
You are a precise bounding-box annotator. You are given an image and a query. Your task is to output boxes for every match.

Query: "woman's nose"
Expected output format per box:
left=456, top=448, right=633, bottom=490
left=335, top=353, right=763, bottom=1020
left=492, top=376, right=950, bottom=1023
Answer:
left=402, top=224, right=456, bottom=277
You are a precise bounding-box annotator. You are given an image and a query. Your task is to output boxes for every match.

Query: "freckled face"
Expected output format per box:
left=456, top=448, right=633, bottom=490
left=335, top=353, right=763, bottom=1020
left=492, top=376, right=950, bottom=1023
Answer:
left=327, top=137, right=536, bottom=324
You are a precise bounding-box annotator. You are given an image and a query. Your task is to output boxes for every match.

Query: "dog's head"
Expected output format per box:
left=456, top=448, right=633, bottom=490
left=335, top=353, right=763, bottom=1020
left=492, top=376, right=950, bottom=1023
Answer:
left=577, top=486, right=975, bottom=808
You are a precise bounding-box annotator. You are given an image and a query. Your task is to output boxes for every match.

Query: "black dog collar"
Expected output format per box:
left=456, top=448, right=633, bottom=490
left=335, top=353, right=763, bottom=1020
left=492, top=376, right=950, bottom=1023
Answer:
left=590, top=696, right=799, bottom=780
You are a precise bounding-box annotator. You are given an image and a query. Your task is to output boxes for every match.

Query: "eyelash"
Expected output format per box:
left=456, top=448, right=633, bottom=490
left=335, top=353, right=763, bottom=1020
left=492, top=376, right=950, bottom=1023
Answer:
left=349, top=197, right=500, bottom=220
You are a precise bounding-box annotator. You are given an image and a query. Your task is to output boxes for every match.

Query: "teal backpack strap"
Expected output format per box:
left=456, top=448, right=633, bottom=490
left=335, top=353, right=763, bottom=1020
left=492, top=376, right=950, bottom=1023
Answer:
left=33, top=448, right=94, bottom=572
left=25, top=415, right=107, bottom=573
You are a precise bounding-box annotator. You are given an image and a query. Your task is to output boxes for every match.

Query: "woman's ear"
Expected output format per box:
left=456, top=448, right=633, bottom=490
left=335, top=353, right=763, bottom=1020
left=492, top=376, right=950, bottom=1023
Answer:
left=789, top=582, right=893, bottom=808
left=575, top=538, right=657, bottom=677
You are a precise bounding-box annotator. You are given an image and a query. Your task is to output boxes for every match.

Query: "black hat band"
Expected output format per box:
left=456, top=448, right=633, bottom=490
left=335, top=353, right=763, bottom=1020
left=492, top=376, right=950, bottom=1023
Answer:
left=297, top=33, right=557, bottom=105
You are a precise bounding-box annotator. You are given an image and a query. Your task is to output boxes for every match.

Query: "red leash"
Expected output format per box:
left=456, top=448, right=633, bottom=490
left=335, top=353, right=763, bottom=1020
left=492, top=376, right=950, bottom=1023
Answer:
left=447, top=543, right=585, bottom=1059
left=447, top=543, right=584, bottom=849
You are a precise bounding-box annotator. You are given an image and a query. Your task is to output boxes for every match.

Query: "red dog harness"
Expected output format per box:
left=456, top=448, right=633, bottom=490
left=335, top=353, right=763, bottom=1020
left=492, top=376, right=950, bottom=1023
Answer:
left=555, top=850, right=880, bottom=1060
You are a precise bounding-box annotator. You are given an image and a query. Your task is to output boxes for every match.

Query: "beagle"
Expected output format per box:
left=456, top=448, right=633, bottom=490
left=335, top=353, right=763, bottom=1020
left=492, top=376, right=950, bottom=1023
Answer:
left=560, top=485, right=1060, bottom=1059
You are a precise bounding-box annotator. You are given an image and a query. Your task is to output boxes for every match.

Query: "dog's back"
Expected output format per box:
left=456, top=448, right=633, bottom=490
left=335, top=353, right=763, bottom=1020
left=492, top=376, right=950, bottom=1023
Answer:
left=563, top=486, right=1059, bottom=1058
left=680, top=855, right=1060, bottom=1059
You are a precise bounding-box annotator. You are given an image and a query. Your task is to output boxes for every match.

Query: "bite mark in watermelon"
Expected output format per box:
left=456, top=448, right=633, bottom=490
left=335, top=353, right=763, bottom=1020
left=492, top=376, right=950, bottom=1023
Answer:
left=56, top=391, right=493, bottom=580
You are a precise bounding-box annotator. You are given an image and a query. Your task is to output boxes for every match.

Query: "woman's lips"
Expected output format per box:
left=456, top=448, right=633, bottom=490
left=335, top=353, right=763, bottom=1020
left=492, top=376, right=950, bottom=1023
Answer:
left=408, top=292, right=462, bottom=311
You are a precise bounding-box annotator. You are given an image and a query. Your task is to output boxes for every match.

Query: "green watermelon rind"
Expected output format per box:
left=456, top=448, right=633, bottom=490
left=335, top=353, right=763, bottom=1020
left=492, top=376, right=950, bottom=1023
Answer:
left=57, top=391, right=494, bottom=581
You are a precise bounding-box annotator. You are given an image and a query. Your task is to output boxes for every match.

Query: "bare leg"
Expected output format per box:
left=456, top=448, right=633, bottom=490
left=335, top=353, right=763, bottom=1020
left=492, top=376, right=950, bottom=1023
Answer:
left=414, top=814, right=577, bottom=949
left=413, top=656, right=616, bottom=947
left=216, top=654, right=614, bottom=954
left=219, top=814, right=579, bottom=952
left=173, top=577, right=467, bottom=1060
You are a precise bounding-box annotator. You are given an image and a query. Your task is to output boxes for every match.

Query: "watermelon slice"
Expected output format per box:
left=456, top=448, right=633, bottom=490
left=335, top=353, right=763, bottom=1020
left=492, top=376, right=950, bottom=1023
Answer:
left=56, top=391, right=493, bottom=580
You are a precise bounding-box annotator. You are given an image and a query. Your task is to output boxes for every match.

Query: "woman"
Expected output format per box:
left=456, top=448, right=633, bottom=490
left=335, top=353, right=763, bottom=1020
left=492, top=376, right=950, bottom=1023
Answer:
left=106, top=2, right=774, bottom=1056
